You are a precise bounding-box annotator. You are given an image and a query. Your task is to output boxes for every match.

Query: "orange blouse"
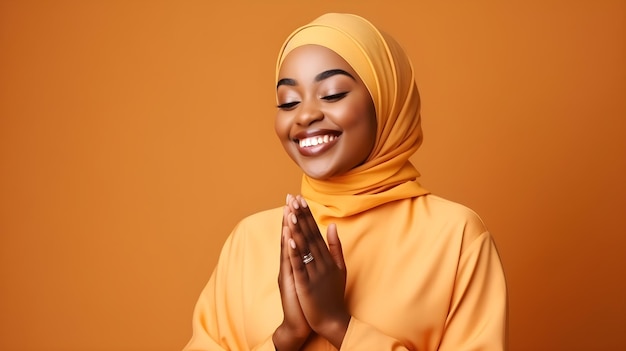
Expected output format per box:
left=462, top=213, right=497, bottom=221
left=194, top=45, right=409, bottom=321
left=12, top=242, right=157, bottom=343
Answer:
left=184, top=194, right=508, bottom=350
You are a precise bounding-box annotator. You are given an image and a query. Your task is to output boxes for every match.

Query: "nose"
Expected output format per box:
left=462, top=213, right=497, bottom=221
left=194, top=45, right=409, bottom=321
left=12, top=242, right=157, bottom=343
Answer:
left=295, top=99, right=323, bottom=126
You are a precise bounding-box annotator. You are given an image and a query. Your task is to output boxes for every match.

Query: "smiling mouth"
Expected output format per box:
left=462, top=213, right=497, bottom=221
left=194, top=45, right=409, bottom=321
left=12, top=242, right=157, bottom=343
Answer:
left=297, top=134, right=338, bottom=148
left=293, top=132, right=341, bottom=156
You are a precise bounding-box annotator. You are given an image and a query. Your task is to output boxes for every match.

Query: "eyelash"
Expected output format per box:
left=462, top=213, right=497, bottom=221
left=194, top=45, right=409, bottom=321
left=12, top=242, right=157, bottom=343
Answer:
left=277, top=92, right=349, bottom=110
left=277, top=101, right=299, bottom=110
left=322, top=92, right=348, bottom=101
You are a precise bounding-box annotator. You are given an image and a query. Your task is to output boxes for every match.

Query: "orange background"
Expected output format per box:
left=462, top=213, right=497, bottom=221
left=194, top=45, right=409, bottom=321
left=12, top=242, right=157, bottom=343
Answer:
left=1, top=1, right=624, bottom=350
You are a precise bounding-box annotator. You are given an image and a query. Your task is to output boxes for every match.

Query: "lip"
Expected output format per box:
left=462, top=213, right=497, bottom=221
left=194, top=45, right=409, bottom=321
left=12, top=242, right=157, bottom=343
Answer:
left=292, top=129, right=341, bottom=157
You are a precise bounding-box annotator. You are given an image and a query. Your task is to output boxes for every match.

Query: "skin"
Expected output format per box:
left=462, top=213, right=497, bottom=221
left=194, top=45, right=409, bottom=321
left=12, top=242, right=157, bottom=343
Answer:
left=274, top=195, right=349, bottom=351
left=272, top=45, right=378, bottom=350
left=274, top=44, right=377, bottom=180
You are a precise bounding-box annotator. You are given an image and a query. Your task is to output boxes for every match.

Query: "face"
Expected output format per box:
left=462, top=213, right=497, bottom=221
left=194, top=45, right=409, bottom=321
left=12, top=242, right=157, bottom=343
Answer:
left=275, top=45, right=377, bottom=180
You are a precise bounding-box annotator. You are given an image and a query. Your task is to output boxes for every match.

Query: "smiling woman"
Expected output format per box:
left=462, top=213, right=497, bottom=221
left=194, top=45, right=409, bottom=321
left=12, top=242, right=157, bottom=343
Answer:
left=275, top=45, right=377, bottom=180
left=183, top=13, right=507, bottom=351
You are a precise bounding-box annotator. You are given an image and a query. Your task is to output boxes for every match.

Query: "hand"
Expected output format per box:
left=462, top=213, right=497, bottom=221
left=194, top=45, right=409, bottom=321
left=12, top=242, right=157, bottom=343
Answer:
left=273, top=203, right=311, bottom=351
left=285, top=195, right=351, bottom=349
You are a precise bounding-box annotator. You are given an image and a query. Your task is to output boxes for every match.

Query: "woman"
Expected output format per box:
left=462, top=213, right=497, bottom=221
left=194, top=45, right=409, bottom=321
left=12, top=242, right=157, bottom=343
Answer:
left=184, top=13, right=507, bottom=351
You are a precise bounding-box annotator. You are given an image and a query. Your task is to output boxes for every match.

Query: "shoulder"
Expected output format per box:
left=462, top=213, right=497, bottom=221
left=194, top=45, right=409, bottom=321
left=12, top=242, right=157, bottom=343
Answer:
left=237, top=206, right=283, bottom=229
left=217, top=207, right=283, bottom=262
left=415, top=194, right=489, bottom=244
left=419, top=195, right=485, bottom=224
left=226, top=206, right=284, bottom=244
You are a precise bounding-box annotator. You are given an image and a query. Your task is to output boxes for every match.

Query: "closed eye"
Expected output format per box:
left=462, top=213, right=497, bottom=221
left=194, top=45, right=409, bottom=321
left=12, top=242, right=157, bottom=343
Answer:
left=277, top=101, right=300, bottom=110
left=321, top=92, right=348, bottom=101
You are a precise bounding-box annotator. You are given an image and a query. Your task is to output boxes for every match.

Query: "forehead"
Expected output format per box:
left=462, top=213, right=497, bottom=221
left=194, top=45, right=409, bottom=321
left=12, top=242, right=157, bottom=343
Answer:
left=277, top=44, right=358, bottom=80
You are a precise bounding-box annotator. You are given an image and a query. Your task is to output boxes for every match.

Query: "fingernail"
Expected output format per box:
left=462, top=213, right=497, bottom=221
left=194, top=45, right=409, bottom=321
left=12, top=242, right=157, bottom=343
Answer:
left=292, top=199, right=299, bottom=209
left=290, top=213, right=297, bottom=224
left=289, top=239, right=296, bottom=249
left=286, top=193, right=291, bottom=205
left=301, top=197, right=308, bottom=208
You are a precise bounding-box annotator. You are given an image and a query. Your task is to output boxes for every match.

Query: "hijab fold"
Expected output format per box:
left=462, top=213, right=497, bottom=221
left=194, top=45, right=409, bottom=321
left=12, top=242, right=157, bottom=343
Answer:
left=276, top=13, right=429, bottom=222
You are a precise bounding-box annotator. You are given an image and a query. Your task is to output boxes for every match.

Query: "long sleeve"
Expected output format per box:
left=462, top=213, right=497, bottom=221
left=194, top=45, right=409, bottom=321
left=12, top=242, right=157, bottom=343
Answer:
left=183, top=220, right=280, bottom=351
left=338, top=231, right=507, bottom=351
left=438, top=232, right=508, bottom=350
left=183, top=268, right=276, bottom=350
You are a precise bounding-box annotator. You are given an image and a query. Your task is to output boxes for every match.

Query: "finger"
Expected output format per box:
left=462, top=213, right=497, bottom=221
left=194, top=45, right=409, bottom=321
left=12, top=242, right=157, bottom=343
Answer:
left=286, top=193, right=295, bottom=210
left=279, top=227, right=313, bottom=340
left=287, top=235, right=310, bottom=284
left=281, top=206, right=291, bottom=259
left=285, top=198, right=307, bottom=250
left=293, top=196, right=330, bottom=263
left=283, top=201, right=290, bottom=228
left=326, top=223, right=346, bottom=271
left=295, top=196, right=320, bottom=240
left=287, top=197, right=319, bottom=259
left=287, top=208, right=327, bottom=270
left=286, top=208, right=308, bottom=253
left=279, top=224, right=294, bottom=285
left=280, top=225, right=291, bottom=271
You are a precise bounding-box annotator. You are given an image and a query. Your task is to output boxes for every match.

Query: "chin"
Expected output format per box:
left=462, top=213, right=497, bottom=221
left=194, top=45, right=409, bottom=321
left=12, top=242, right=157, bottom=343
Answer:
left=303, top=171, right=331, bottom=180
left=301, top=167, right=336, bottom=181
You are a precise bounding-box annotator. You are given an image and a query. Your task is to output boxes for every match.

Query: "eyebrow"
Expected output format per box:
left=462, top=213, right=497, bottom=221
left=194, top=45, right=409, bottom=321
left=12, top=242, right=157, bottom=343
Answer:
left=276, top=69, right=356, bottom=89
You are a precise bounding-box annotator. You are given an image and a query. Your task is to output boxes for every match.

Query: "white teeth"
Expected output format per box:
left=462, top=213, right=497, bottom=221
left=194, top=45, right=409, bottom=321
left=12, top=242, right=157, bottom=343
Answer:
left=299, top=134, right=336, bottom=148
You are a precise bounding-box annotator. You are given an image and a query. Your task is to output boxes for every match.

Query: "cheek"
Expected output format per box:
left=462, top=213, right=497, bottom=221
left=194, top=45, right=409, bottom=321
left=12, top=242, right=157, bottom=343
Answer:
left=274, top=114, right=290, bottom=141
left=342, top=101, right=377, bottom=139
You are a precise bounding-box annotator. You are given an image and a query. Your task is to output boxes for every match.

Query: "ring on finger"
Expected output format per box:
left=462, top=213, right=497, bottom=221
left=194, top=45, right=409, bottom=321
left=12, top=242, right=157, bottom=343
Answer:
left=302, top=252, right=314, bottom=265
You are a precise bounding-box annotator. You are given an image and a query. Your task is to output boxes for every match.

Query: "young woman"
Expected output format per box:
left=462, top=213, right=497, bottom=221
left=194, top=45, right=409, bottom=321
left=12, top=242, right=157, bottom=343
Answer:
left=184, top=13, right=507, bottom=351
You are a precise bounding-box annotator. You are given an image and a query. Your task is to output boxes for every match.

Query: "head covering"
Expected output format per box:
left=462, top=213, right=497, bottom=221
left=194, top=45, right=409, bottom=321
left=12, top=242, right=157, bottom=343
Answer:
left=276, top=13, right=429, bottom=221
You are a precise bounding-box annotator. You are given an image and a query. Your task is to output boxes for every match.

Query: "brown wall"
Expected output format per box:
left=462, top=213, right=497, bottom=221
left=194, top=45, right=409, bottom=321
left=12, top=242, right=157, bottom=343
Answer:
left=1, top=1, right=624, bottom=350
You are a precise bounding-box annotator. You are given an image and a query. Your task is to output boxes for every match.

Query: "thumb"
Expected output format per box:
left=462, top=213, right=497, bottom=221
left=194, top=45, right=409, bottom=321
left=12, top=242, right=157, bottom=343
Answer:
left=326, top=223, right=346, bottom=271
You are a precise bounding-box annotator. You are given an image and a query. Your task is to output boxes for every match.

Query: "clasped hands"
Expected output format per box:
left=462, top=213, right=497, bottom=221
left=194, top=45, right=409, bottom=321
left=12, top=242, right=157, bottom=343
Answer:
left=272, top=194, right=351, bottom=351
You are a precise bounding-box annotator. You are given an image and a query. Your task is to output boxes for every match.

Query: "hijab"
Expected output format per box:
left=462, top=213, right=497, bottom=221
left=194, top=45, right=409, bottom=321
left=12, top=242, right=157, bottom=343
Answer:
left=275, top=13, right=429, bottom=221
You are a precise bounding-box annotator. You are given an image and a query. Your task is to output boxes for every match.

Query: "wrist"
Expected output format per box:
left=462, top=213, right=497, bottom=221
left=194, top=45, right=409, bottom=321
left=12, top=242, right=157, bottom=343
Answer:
left=272, top=323, right=309, bottom=351
left=315, top=314, right=351, bottom=350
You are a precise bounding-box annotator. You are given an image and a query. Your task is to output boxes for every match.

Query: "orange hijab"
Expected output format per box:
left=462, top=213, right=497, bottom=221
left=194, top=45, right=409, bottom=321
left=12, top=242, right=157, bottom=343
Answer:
left=276, top=13, right=429, bottom=221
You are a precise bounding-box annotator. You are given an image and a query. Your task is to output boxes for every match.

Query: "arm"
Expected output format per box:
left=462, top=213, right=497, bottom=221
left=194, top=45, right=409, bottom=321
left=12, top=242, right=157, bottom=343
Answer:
left=339, top=231, right=507, bottom=351
left=286, top=195, right=507, bottom=351
left=437, top=232, right=508, bottom=351
left=183, top=229, right=278, bottom=351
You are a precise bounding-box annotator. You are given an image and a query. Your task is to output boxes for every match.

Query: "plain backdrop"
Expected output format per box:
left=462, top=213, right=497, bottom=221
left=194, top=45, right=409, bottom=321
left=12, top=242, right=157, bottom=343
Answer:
left=1, top=1, right=625, bottom=350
